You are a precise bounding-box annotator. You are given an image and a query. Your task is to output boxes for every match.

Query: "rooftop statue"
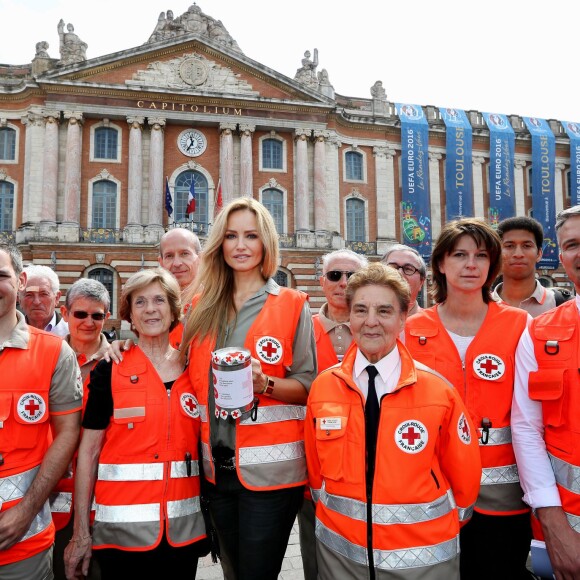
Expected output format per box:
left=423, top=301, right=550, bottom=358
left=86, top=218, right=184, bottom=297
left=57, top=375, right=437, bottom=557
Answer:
left=57, top=20, right=87, bottom=66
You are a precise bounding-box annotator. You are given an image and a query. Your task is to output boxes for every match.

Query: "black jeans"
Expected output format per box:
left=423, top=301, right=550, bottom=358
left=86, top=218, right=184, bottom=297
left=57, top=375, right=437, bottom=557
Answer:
left=460, top=511, right=533, bottom=579
left=205, top=468, right=304, bottom=580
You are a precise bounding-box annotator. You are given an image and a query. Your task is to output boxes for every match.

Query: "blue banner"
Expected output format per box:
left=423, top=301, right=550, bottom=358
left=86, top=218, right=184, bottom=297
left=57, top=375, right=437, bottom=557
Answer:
left=396, top=103, right=431, bottom=259
left=482, top=113, right=515, bottom=227
left=562, top=121, right=580, bottom=206
left=523, top=117, right=558, bottom=269
left=441, top=108, right=473, bottom=220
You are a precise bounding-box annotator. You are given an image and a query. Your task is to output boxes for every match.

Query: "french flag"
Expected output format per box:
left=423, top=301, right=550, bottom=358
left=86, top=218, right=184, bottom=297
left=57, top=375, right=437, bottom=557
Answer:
left=186, top=179, right=196, bottom=214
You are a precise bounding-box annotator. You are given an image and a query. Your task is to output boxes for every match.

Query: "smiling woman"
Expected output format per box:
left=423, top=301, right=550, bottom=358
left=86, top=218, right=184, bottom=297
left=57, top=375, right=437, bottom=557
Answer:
left=405, top=219, right=533, bottom=580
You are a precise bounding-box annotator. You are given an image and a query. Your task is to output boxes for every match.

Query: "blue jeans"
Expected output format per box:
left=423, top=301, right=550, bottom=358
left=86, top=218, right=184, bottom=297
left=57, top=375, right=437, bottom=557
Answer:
left=206, top=468, right=304, bottom=580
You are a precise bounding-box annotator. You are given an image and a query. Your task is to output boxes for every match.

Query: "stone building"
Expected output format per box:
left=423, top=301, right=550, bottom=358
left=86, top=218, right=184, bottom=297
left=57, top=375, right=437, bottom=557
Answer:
left=0, top=4, right=575, bottom=334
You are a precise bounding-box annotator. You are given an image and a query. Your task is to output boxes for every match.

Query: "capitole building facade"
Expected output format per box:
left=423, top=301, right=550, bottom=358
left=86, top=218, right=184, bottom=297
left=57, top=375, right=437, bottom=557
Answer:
left=0, top=4, right=577, bottom=334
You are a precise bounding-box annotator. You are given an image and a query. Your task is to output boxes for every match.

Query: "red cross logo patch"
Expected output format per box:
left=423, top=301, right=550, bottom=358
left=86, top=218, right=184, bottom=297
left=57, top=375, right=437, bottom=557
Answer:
left=457, top=413, right=471, bottom=445
left=256, top=336, right=283, bottom=364
left=473, top=354, right=505, bottom=381
left=180, top=393, right=199, bottom=419
left=17, top=393, right=46, bottom=423
left=395, top=420, right=428, bottom=454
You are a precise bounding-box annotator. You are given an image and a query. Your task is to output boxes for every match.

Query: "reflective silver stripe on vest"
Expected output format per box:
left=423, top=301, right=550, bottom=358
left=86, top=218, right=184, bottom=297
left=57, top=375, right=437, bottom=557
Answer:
left=201, top=442, right=211, bottom=461
left=478, top=426, right=512, bottom=446
left=549, top=453, right=580, bottom=494
left=320, top=486, right=456, bottom=524
left=311, top=488, right=321, bottom=503
left=95, top=502, right=160, bottom=523
left=98, top=463, right=163, bottom=481
left=239, top=441, right=305, bottom=465
left=480, top=464, right=519, bottom=485
left=21, top=501, right=52, bottom=542
left=199, top=404, right=208, bottom=423
left=457, top=504, right=474, bottom=522
left=49, top=491, right=72, bottom=513
left=0, top=465, right=40, bottom=502
left=566, top=512, right=580, bottom=532
left=167, top=496, right=201, bottom=518
left=240, top=405, right=306, bottom=425
left=316, top=518, right=459, bottom=570
left=171, top=460, right=200, bottom=478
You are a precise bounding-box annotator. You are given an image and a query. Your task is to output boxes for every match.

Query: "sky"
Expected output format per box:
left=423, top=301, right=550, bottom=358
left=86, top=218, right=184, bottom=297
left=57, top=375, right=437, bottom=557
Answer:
left=1, top=0, right=577, bottom=123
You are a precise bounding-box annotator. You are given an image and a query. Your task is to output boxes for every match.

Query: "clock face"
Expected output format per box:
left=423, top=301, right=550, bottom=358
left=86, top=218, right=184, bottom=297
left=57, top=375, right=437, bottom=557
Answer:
left=178, top=129, right=207, bottom=157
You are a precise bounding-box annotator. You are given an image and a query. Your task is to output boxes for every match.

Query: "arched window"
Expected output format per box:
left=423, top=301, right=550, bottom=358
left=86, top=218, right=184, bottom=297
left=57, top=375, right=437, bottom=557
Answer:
left=262, top=188, right=284, bottom=232
left=345, top=151, right=363, bottom=181
left=0, top=128, right=16, bottom=161
left=94, top=127, right=119, bottom=160
left=88, top=268, right=115, bottom=313
left=346, top=198, right=366, bottom=241
left=175, top=170, right=208, bottom=226
left=0, top=181, right=14, bottom=231
left=262, top=139, right=283, bottom=170
left=274, top=270, right=289, bottom=287
left=92, top=180, right=117, bottom=228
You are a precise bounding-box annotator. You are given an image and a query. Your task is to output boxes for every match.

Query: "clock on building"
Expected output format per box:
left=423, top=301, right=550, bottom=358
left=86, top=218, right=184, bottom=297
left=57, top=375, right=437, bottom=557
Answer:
left=177, top=129, right=207, bottom=157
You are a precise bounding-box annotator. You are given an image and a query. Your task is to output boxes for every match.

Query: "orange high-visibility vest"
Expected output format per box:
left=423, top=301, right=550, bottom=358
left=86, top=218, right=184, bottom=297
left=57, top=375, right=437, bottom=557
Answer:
left=0, top=329, right=67, bottom=565
left=405, top=301, right=529, bottom=516
left=528, top=300, right=580, bottom=538
left=189, top=288, right=309, bottom=491
left=305, top=341, right=481, bottom=579
left=312, top=315, right=339, bottom=372
left=92, top=348, right=205, bottom=551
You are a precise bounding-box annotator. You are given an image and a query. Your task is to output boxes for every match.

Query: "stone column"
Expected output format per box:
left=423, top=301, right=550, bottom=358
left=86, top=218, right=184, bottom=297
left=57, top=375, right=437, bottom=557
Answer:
left=41, top=110, right=60, bottom=223
left=429, top=152, right=443, bottom=241
left=220, top=123, right=237, bottom=205
left=555, top=162, right=565, bottom=216
left=127, top=116, right=144, bottom=225
left=374, top=145, right=397, bottom=255
left=20, top=110, right=45, bottom=224
left=147, top=117, right=165, bottom=233
left=239, top=123, right=254, bottom=198
left=313, top=130, right=327, bottom=233
left=472, top=156, right=486, bottom=218
left=323, top=133, right=342, bottom=248
left=295, top=129, right=311, bottom=231
left=63, top=111, right=83, bottom=224
left=514, top=158, right=526, bottom=216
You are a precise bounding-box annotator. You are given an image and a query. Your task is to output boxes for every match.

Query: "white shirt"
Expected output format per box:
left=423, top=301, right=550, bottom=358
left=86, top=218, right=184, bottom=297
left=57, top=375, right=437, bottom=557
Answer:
left=511, top=295, right=580, bottom=509
left=45, top=312, right=69, bottom=337
left=353, top=345, right=401, bottom=402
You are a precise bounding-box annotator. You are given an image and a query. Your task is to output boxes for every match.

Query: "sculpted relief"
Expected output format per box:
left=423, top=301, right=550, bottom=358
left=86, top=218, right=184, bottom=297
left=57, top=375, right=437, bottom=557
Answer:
left=127, top=53, right=258, bottom=96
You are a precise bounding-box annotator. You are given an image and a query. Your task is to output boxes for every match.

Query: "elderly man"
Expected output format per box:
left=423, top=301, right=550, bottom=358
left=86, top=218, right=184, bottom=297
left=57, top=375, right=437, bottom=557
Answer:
left=51, top=278, right=111, bottom=579
left=158, top=228, right=202, bottom=293
left=19, top=264, right=69, bottom=336
left=0, top=243, right=82, bottom=579
left=381, top=243, right=427, bottom=316
left=299, top=248, right=368, bottom=580
left=305, top=263, right=481, bottom=579
left=494, top=216, right=571, bottom=316
left=512, top=205, right=580, bottom=578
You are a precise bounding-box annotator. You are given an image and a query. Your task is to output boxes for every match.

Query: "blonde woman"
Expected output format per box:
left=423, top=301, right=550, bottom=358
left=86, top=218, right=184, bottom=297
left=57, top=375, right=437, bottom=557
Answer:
left=182, top=197, right=316, bottom=579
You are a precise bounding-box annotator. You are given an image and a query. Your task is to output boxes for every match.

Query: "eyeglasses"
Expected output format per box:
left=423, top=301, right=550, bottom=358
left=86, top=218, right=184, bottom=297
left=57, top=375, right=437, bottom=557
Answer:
left=324, top=270, right=355, bottom=282
left=386, top=262, right=420, bottom=276
left=71, top=311, right=107, bottom=321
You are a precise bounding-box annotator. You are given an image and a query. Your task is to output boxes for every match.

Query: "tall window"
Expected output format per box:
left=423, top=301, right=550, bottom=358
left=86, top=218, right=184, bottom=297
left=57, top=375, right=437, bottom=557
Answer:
left=0, top=181, right=14, bottom=231
left=274, top=270, right=289, bottom=287
left=175, top=170, right=208, bottom=225
left=345, top=151, right=363, bottom=181
left=0, top=128, right=16, bottom=161
left=94, top=127, right=118, bottom=160
left=262, top=188, right=284, bottom=232
left=346, top=198, right=365, bottom=241
left=92, top=180, right=117, bottom=228
left=262, top=139, right=283, bottom=170
left=89, top=268, right=115, bottom=313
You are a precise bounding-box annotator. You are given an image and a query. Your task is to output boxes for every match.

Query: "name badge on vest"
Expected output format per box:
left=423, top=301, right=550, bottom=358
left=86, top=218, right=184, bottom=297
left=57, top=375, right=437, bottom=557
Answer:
left=319, top=417, right=341, bottom=431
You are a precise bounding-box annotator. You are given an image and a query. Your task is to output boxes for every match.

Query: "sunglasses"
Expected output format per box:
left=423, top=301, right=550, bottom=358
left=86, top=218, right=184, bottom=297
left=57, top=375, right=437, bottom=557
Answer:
left=71, top=311, right=107, bottom=321
left=324, top=270, right=355, bottom=282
